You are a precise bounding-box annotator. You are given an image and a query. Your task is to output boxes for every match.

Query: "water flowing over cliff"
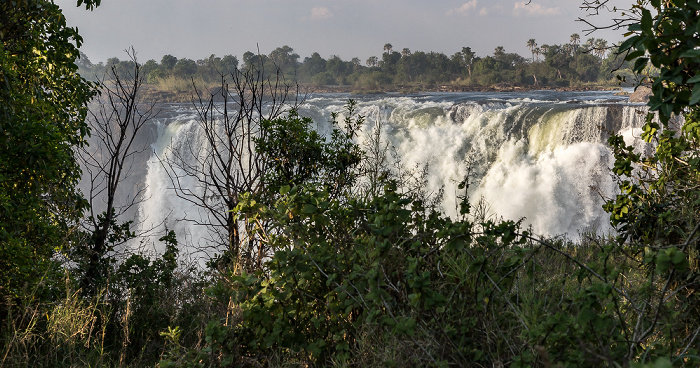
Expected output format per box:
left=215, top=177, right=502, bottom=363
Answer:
left=119, top=91, right=648, bottom=258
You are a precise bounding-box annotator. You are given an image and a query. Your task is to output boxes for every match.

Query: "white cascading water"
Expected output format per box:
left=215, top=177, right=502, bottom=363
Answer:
left=126, top=91, right=649, bottom=260
left=298, top=94, right=649, bottom=239
left=137, top=110, right=224, bottom=259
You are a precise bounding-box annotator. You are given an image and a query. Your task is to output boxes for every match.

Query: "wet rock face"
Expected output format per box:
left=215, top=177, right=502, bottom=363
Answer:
left=629, top=85, right=652, bottom=103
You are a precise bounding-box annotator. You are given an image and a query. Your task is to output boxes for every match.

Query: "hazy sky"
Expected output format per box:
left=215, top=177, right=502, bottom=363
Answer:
left=56, top=0, right=632, bottom=64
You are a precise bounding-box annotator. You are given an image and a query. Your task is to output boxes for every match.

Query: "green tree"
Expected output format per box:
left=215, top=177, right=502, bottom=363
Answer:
left=255, top=104, right=362, bottom=202
left=0, top=0, right=99, bottom=316
left=326, top=55, right=350, bottom=83
left=602, top=0, right=700, bottom=362
left=527, top=39, right=537, bottom=61
left=383, top=43, right=393, bottom=54
left=570, top=33, right=580, bottom=46
left=570, top=50, right=601, bottom=82
left=542, top=44, right=573, bottom=82
left=472, top=56, right=501, bottom=85
left=380, top=50, right=401, bottom=74
left=397, top=51, right=429, bottom=82
left=366, top=55, right=379, bottom=67
left=161, top=54, right=178, bottom=70
left=220, top=54, right=239, bottom=73
left=301, top=52, right=327, bottom=79
left=493, top=45, right=506, bottom=59
left=269, top=45, right=299, bottom=75
left=460, top=46, right=476, bottom=77
left=142, top=59, right=159, bottom=77
left=593, top=38, right=608, bottom=58
left=174, top=58, right=197, bottom=77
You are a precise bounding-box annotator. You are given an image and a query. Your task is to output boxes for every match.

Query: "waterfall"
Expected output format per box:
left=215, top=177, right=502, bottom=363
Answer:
left=297, top=94, right=649, bottom=239
left=121, top=92, right=648, bottom=259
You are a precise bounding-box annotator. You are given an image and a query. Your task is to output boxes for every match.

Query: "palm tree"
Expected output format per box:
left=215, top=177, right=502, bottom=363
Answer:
left=401, top=48, right=411, bottom=57
left=570, top=33, right=580, bottom=46
left=594, top=38, right=608, bottom=58
left=383, top=43, right=393, bottom=54
left=569, top=33, right=580, bottom=55
left=366, top=56, right=378, bottom=67
left=494, top=46, right=505, bottom=59
left=563, top=43, right=574, bottom=56
left=527, top=39, right=537, bottom=61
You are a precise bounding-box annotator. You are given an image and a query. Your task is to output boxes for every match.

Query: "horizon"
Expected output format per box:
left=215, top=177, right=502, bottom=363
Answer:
left=56, top=0, right=632, bottom=64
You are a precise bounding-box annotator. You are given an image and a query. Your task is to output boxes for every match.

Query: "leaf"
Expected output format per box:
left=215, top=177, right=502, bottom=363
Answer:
left=660, top=102, right=674, bottom=118
left=628, top=23, right=642, bottom=32
left=626, top=50, right=645, bottom=59
left=578, top=307, right=596, bottom=324
left=671, top=250, right=686, bottom=265
left=302, top=203, right=317, bottom=214
left=656, top=252, right=671, bottom=272
left=680, top=49, right=700, bottom=59
left=691, top=83, right=700, bottom=105
left=620, top=35, right=641, bottom=53
left=641, top=9, right=653, bottom=32
left=633, top=57, right=649, bottom=73
left=279, top=185, right=290, bottom=195
left=650, top=357, right=673, bottom=368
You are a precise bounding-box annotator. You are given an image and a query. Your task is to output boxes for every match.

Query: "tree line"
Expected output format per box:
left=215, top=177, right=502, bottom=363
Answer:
left=77, top=36, right=630, bottom=91
left=2, top=0, right=699, bottom=366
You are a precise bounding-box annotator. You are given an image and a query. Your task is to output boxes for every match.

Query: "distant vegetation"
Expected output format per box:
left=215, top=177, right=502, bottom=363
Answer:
left=77, top=36, right=633, bottom=96
left=3, top=0, right=699, bottom=367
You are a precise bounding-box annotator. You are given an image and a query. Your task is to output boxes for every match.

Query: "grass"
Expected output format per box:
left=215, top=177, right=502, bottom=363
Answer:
left=1, top=231, right=696, bottom=367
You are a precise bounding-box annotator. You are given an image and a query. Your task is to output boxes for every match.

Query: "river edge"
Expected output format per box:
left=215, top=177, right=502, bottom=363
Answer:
left=140, top=83, right=629, bottom=103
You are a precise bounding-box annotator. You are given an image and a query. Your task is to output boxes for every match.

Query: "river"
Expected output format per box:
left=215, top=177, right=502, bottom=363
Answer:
left=84, top=90, right=649, bottom=261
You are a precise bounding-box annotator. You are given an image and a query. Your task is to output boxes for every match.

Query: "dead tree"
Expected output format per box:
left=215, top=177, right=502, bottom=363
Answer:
left=161, top=59, right=298, bottom=272
left=578, top=0, right=641, bottom=35
left=78, top=48, right=157, bottom=294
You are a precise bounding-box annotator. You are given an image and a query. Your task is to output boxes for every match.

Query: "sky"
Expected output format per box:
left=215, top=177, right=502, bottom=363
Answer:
left=56, top=0, right=633, bottom=64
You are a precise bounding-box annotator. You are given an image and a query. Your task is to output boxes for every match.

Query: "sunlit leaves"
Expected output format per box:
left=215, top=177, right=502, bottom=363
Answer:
left=604, top=1, right=700, bottom=363
left=0, top=0, right=95, bottom=301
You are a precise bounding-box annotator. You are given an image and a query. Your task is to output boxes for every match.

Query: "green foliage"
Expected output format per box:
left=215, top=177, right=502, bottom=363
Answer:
left=10, top=0, right=700, bottom=366
left=79, top=39, right=625, bottom=93
left=256, top=102, right=363, bottom=202
left=161, top=54, right=178, bottom=70
left=174, top=177, right=676, bottom=366
left=0, top=0, right=96, bottom=317
left=620, top=0, right=700, bottom=121
left=163, top=104, right=666, bottom=365
left=174, top=58, right=197, bottom=77
left=613, top=0, right=700, bottom=282
left=68, top=210, right=136, bottom=296
left=191, top=182, right=537, bottom=366
left=102, top=230, right=186, bottom=363
left=1, top=231, right=212, bottom=367
left=601, top=0, right=700, bottom=364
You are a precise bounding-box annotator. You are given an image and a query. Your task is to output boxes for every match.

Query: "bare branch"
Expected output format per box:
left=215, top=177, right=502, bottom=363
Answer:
left=158, top=54, right=300, bottom=271
left=77, top=46, right=159, bottom=294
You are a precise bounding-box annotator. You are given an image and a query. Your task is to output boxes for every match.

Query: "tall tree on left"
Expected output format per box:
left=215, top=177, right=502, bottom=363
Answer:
left=0, top=0, right=100, bottom=318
